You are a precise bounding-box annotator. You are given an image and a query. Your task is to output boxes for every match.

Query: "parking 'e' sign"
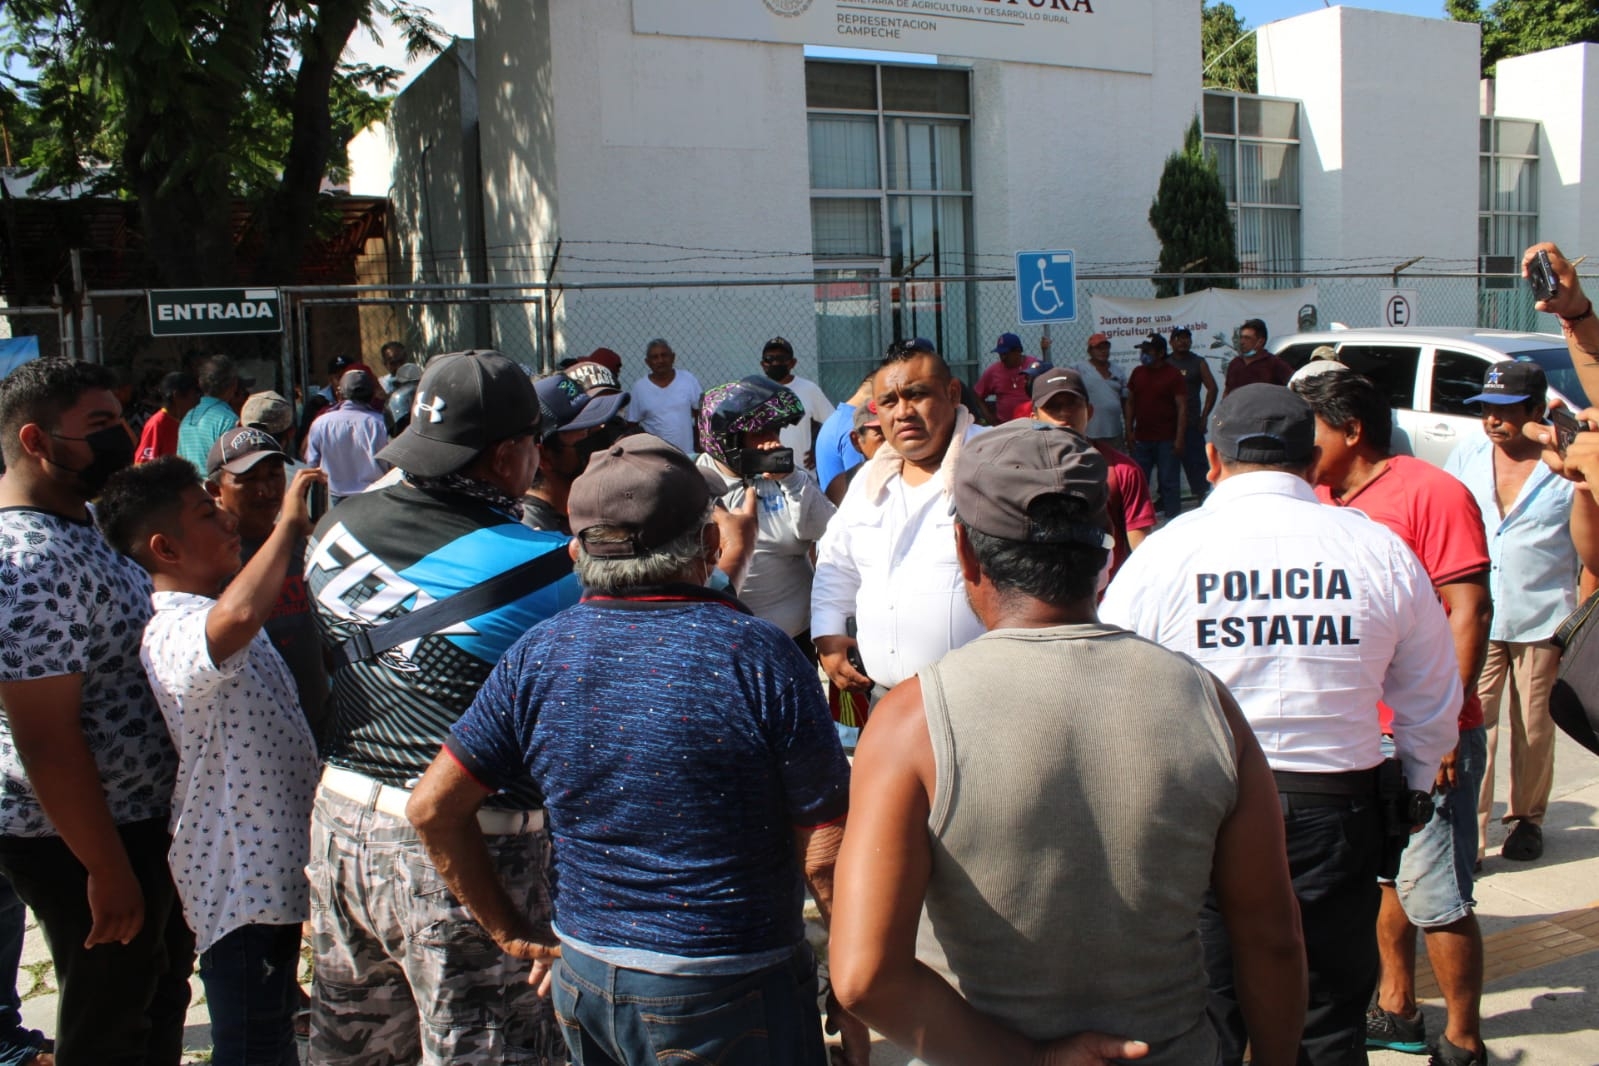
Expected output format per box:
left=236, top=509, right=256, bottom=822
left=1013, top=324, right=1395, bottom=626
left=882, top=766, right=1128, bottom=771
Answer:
left=1015, top=250, right=1077, bottom=324
left=1379, top=288, right=1419, bottom=329
left=147, top=288, right=284, bottom=337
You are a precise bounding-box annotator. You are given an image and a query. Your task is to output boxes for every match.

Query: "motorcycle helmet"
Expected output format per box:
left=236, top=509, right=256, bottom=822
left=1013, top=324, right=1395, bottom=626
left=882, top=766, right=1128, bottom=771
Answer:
left=697, top=375, right=804, bottom=471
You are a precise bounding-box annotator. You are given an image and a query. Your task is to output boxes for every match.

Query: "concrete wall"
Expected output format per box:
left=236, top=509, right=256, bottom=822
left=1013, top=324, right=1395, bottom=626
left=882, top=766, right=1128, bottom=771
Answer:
left=1496, top=44, right=1599, bottom=260
left=1259, top=7, right=1480, bottom=273
left=347, top=41, right=491, bottom=356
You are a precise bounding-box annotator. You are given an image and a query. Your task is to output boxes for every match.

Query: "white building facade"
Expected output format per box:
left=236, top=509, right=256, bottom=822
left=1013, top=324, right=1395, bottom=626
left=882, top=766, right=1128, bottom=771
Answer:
left=350, top=2, right=1592, bottom=395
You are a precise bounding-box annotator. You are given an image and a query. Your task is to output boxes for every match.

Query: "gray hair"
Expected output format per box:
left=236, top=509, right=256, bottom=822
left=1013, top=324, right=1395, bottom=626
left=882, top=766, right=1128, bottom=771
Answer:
left=644, top=337, right=672, bottom=355
left=574, top=505, right=714, bottom=593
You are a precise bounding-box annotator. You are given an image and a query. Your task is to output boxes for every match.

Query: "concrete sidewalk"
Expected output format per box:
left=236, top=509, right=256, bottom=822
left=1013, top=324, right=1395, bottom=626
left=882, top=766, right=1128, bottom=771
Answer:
left=14, top=729, right=1599, bottom=1064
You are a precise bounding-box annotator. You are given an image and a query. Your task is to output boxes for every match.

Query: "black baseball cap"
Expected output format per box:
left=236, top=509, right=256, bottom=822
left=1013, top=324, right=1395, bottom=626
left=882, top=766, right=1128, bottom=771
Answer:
left=1209, top=383, right=1316, bottom=464
left=1031, top=367, right=1089, bottom=411
left=761, top=337, right=795, bottom=359
left=1137, top=333, right=1168, bottom=353
left=377, top=350, right=541, bottom=477
left=1464, top=361, right=1548, bottom=406
left=952, top=421, right=1109, bottom=544
left=568, top=434, right=711, bottom=559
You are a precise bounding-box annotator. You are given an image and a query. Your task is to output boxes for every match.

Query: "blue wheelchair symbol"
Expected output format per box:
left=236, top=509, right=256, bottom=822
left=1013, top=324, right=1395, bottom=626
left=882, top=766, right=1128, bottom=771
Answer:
left=1016, top=250, right=1077, bottom=324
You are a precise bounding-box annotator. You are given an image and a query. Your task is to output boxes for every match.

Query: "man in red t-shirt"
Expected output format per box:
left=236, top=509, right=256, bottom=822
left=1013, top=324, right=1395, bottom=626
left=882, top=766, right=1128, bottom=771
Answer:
left=975, top=332, right=1041, bottom=423
left=135, top=371, right=200, bottom=463
left=1029, top=367, right=1155, bottom=586
left=1224, top=318, right=1294, bottom=397
left=1124, top=333, right=1188, bottom=521
left=1297, top=370, right=1491, bottom=1066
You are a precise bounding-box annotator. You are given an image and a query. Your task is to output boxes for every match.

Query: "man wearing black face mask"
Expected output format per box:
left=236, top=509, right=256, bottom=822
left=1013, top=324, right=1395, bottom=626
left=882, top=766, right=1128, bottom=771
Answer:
left=0, top=359, right=195, bottom=1065
left=523, top=372, right=630, bottom=533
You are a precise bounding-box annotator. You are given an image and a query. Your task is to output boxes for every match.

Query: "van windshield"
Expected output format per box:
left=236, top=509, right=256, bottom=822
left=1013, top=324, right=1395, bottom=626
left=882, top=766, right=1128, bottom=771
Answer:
left=1517, top=348, right=1593, bottom=408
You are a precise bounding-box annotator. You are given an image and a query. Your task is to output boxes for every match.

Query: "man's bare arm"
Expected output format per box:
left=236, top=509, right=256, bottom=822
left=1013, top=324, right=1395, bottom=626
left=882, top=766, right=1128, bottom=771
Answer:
left=407, top=751, right=557, bottom=976
left=830, top=680, right=1146, bottom=1066
left=1209, top=682, right=1307, bottom=1066
left=0, top=675, right=143, bottom=947
left=1523, top=243, right=1599, bottom=403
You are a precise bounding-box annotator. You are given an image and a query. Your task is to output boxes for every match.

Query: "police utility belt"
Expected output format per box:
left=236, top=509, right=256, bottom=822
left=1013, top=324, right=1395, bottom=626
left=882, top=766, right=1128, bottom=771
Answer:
left=320, top=765, right=545, bottom=836
left=1273, top=762, right=1432, bottom=880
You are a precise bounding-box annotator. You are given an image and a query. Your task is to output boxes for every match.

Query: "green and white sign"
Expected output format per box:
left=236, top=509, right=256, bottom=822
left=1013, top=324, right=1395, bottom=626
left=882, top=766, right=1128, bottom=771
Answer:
left=148, top=288, right=284, bottom=337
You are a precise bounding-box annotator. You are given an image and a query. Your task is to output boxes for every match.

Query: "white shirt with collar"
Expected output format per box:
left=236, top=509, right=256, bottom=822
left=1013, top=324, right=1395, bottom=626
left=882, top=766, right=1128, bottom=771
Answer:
left=810, top=425, right=986, bottom=689
left=1099, top=471, right=1460, bottom=791
left=141, top=590, right=320, bottom=953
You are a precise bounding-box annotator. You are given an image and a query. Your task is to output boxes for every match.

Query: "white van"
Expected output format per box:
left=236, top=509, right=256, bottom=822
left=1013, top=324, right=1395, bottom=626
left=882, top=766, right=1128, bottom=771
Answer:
left=1269, top=327, right=1591, bottom=467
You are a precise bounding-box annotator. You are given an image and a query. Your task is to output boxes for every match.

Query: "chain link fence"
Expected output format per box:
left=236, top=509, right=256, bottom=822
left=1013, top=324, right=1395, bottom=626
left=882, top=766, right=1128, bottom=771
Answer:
left=0, top=305, right=71, bottom=367
left=70, top=269, right=1556, bottom=406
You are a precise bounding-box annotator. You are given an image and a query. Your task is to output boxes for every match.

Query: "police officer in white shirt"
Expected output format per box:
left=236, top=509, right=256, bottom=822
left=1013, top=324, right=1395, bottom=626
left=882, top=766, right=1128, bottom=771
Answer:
left=1101, top=384, right=1460, bottom=1066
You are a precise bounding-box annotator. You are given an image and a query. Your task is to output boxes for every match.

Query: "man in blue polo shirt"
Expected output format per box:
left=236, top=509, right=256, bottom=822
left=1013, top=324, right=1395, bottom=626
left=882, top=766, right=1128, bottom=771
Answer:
left=1446, top=361, right=1599, bottom=865
left=407, top=433, right=859, bottom=1066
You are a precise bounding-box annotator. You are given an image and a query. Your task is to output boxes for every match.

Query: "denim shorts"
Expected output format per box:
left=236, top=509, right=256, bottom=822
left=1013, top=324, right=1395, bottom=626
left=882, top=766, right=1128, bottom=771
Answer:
left=1383, top=727, right=1487, bottom=927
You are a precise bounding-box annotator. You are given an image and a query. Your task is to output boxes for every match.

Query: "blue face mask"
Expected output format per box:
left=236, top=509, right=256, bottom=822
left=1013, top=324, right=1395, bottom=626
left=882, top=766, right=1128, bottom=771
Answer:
left=1139, top=351, right=1156, bottom=367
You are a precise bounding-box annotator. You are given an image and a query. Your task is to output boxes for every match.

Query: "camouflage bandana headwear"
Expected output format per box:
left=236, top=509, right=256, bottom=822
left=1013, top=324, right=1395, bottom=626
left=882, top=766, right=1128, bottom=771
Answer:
left=698, top=375, right=806, bottom=469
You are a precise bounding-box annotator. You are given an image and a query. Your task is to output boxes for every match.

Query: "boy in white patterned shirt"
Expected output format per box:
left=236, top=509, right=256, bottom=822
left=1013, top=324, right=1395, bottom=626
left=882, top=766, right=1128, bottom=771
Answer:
left=98, top=456, right=325, bottom=1066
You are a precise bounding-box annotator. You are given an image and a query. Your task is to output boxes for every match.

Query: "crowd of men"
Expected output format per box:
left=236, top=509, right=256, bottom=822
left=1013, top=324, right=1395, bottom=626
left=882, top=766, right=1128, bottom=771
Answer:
left=0, top=241, right=1597, bottom=1066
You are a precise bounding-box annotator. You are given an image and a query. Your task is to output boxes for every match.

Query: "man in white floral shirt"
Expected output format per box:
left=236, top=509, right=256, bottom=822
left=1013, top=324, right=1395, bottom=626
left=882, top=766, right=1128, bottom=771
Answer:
left=98, top=455, right=326, bottom=1066
left=0, top=358, right=192, bottom=1065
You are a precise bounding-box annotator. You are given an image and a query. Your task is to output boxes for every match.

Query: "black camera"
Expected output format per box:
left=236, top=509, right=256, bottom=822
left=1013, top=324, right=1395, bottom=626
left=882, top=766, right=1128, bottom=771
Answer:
left=739, top=447, right=795, bottom=478
left=1528, top=249, right=1560, bottom=303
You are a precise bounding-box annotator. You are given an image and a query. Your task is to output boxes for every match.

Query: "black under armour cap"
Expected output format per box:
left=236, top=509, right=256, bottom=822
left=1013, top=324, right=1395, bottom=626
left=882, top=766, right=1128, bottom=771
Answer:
left=377, top=351, right=540, bottom=477
left=1210, top=383, right=1315, bottom=464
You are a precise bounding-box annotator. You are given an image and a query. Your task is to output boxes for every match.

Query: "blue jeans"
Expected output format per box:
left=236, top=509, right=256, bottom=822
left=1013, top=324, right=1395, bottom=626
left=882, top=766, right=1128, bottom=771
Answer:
left=1384, top=727, right=1486, bottom=927
left=0, top=877, right=47, bottom=1066
left=198, top=923, right=302, bottom=1066
left=1180, top=424, right=1210, bottom=501
left=551, top=943, right=827, bottom=1066
left=1133, top=439, right=1183, bottom=519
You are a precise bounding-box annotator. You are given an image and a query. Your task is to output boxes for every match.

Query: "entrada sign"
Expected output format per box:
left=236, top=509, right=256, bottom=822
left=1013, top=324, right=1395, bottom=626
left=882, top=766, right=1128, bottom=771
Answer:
left=147, top=288, right=284, bottom=337
left=634, top=0, right=1152, bottom=74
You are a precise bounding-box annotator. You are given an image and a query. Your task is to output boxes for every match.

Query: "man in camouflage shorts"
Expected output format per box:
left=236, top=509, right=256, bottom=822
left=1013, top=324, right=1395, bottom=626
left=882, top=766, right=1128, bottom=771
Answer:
left=304, top=352, right=581, bottom=1065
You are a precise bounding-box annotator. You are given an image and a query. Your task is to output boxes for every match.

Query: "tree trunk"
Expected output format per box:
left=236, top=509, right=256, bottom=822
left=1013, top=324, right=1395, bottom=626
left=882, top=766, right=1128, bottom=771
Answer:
left=254, top=0, right=365, bottom=285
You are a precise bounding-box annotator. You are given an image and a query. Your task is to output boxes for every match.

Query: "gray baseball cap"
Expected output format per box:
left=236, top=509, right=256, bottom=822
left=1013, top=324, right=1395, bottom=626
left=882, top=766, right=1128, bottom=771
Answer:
left=952, top=421, right=1109, bottom=543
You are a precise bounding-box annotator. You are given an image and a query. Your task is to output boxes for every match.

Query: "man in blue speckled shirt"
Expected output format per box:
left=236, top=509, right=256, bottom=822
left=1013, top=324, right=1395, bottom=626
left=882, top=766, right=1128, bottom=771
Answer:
left=407, top=433, right=862, bottom=1066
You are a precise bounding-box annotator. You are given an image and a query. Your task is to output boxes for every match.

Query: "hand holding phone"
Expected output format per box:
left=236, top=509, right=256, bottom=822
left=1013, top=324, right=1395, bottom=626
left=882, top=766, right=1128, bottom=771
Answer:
left=283, top=467, right=329, bottom=535
left=1528, top=249, right=1561, bottom=304
left=1549, top=407, right=1594, bottom=456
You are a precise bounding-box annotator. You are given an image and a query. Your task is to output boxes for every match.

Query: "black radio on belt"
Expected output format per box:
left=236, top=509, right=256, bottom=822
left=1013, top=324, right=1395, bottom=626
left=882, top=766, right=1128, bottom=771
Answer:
left=1376, top=758, right=1434, bottom=879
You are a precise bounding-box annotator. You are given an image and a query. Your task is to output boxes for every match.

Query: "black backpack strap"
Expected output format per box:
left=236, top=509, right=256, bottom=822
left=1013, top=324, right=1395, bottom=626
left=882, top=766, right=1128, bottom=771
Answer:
left=332, top=547, right=575, bottom=671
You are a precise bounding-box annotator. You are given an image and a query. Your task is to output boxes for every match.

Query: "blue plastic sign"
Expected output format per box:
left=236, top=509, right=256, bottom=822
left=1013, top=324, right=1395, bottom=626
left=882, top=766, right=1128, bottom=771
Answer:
left=1015, top=250, right=1077, bottom=324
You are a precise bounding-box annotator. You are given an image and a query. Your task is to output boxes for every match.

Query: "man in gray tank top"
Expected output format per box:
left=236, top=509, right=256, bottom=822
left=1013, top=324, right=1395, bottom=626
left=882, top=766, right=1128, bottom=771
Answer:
left=828, top=420, right=1307, bottom=1066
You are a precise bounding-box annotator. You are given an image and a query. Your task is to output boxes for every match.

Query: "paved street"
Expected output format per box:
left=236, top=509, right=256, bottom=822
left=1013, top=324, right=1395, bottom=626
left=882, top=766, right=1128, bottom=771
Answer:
left=13, top=727, right=1599, bottom=1064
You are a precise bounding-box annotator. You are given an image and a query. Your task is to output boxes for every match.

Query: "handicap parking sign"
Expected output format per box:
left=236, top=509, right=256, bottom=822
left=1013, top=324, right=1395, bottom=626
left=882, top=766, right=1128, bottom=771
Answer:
left=1015, top=250, right=1077, bottom=324
left=1016, top=250, right=1080, bottom=326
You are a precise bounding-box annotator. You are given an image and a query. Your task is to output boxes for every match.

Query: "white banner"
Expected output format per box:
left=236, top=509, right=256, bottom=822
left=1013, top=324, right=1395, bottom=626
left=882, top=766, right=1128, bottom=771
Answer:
left=633, top=0, right=1154, bottom=75
left=1089, top=286, right=1320, bottom=374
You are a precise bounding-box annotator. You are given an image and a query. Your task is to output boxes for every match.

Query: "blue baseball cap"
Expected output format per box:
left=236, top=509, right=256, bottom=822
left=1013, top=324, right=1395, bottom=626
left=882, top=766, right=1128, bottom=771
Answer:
left=1464, top=361, right=1547, bottom=406
left=992, top=332, right=1024, bottom=354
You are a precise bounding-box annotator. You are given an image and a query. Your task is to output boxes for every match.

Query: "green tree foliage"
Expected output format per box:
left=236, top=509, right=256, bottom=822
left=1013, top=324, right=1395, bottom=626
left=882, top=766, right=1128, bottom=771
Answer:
left=1448, top=0, right=1599, bottom=75
left=1202, top=1, right=1256, bottom=93
left=1149, top=117, right=1239, bottom=297
left=0, top=0, right=441, bottom=285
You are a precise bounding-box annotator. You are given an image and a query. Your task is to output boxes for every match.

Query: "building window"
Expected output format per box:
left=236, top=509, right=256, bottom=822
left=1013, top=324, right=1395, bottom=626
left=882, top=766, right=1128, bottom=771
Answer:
left=1202, top=91, right=1301, bottom=285
left=806, top=60, right=976, bottom=393
left=1478, top=117, right=1540, bottom=330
